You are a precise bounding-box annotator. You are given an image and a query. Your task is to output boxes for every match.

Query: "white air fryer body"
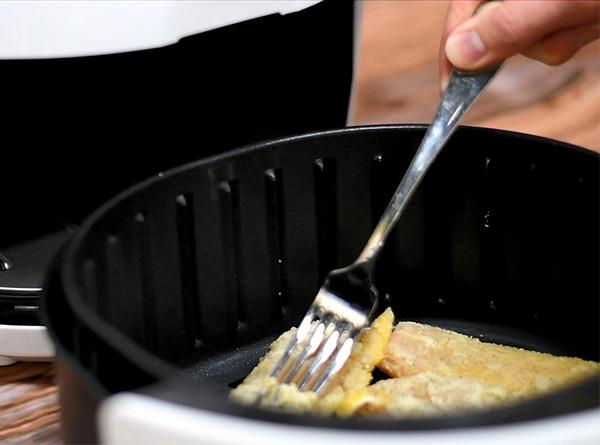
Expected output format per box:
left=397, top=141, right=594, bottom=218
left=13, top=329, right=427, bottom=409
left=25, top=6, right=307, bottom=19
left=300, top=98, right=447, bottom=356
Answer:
left=99, top=393, right=600, bottom=445
left=0, top=1, right=320, bottom=59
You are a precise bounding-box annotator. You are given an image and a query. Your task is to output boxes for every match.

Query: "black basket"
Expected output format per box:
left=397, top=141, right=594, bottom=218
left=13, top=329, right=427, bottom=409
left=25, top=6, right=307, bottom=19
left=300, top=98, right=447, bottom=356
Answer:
left=43, top=125, right=600, bottom=443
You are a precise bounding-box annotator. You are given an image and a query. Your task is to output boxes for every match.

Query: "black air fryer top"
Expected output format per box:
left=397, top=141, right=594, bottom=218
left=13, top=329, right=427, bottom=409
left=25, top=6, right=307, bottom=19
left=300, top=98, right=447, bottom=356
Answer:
left=0, top=0, right=355, bottom=324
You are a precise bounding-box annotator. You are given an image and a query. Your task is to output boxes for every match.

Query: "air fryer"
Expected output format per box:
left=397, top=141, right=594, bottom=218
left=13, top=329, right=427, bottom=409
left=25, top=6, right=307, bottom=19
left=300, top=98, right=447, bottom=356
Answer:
left=43, top=125, right=599, bottom=444
left=0, top=0, right=355, bottom=343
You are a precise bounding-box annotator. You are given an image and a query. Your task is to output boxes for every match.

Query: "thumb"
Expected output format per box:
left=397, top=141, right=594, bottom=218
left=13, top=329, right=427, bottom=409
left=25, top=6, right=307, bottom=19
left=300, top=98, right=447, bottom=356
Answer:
left=445, top=0, right=597, bottom=71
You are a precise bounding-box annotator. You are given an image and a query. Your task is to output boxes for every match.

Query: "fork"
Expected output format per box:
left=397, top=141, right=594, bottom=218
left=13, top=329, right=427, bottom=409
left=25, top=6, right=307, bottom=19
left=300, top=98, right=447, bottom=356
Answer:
left=262, top=64, right=503, bottom=399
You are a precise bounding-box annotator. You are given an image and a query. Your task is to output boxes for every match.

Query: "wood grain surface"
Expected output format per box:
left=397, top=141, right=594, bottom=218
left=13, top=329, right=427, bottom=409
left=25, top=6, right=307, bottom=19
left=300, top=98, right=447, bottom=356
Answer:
left=0, top=363, right=60, bottom=444
left=1, top=1, right=599, bottom=444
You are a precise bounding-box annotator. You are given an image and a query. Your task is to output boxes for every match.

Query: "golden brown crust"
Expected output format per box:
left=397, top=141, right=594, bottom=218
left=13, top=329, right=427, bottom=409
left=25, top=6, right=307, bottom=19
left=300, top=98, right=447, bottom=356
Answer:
left=380, top=322, right=600, bottom=398
left=315, top=308, right=395, bottom=414
left=337, top=372, right=510, bottom=417
left=232, top=312, right=599, bottom=417
left=230, top=309, right=395, bottom=413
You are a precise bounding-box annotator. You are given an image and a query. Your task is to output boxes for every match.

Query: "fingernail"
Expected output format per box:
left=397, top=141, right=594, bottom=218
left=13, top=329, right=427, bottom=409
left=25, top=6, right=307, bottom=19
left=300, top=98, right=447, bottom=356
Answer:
left=445, top=31, right=486, bottom=68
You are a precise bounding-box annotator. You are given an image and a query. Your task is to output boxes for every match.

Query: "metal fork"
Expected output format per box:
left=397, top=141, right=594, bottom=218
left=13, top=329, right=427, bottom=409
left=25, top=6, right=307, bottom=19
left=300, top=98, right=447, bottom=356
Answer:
left=262, top=64, right=503, bottom=400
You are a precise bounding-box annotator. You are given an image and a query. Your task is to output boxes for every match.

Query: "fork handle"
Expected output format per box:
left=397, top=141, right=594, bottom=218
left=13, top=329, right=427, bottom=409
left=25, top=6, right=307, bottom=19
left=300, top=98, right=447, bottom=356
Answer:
left=357, top=65, right=502, bottom=264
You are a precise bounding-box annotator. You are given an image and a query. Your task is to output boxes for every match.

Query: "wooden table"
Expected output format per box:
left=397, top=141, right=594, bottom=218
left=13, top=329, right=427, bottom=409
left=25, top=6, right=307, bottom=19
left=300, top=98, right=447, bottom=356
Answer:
left=1, top=1, right=598, bottom=443
left=0, top=363, right=60, bottom=443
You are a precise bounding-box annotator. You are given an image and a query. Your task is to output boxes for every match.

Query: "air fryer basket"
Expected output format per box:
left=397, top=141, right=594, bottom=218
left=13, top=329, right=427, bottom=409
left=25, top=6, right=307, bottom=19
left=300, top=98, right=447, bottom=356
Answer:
left=43, top=125, right=599, bottom=442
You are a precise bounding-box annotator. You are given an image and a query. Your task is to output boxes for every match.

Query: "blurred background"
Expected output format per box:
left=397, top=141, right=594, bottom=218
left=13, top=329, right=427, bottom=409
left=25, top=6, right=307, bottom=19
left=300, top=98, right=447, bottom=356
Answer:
left=353, top=0, right=600, bottom=152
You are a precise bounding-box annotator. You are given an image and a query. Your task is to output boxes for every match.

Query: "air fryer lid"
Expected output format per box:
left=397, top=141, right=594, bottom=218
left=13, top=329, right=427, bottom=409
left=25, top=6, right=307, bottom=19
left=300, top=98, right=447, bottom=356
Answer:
left=45, top=125, right=599, bottom=431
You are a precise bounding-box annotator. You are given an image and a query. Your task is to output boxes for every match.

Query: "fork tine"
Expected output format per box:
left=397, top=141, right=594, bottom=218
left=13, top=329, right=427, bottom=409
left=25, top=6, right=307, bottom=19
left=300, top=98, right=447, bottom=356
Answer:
left=270, top=310, right=316, bottom=379
left=312, top=335, right=355, bottom=394
left=255, top=269, right=372, bottom=407
left=282, top=320, right=326, bottom=384
left=255, top=313, right=317, bottom=406
left=297, top=324, right=341, bottom=390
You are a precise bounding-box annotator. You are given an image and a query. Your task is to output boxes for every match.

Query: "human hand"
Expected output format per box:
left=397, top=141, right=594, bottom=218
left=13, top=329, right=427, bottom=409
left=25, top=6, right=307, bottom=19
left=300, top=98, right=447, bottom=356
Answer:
left=440, top=0, right=600, bottom=89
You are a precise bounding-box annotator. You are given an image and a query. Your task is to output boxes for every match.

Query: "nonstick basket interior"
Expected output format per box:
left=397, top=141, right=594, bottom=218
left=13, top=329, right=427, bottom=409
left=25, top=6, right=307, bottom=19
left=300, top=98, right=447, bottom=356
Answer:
left=45, top=125, right=599, bottom=434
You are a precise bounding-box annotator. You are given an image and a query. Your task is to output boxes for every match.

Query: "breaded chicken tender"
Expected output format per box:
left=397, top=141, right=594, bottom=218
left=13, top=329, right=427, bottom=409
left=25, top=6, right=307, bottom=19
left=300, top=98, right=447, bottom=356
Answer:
left=230, top=308, right=394, bottom=413
left=380, top=322, right=600, bottom=399
left=231, top=309, right=599, bottom=417
left=335, top=372, right=509, bottom=417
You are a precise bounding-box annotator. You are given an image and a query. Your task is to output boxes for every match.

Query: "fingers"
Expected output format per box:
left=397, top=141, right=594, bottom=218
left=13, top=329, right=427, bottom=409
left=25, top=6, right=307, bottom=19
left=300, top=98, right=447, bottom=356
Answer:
left=523, top=23, right=600, bottom=66
left=444, top=0, right=600, bottom=72
left=439, top=0, right=483, bottom=91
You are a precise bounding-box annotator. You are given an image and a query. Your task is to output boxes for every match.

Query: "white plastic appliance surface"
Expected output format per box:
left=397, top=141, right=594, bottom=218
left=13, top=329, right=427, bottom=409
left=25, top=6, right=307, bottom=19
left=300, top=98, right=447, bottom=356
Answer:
left=0, top=0, right=321, bottom=59
left=99, top=393, right=600, bottom=445
left=0, top=324, right=55, bottom=365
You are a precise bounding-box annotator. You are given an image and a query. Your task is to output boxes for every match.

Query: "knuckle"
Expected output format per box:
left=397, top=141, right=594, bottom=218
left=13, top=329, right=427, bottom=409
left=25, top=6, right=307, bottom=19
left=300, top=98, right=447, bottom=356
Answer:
left=539, top=50, right=571, bottom=66
left=531, top=41, right=571, bottom=66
